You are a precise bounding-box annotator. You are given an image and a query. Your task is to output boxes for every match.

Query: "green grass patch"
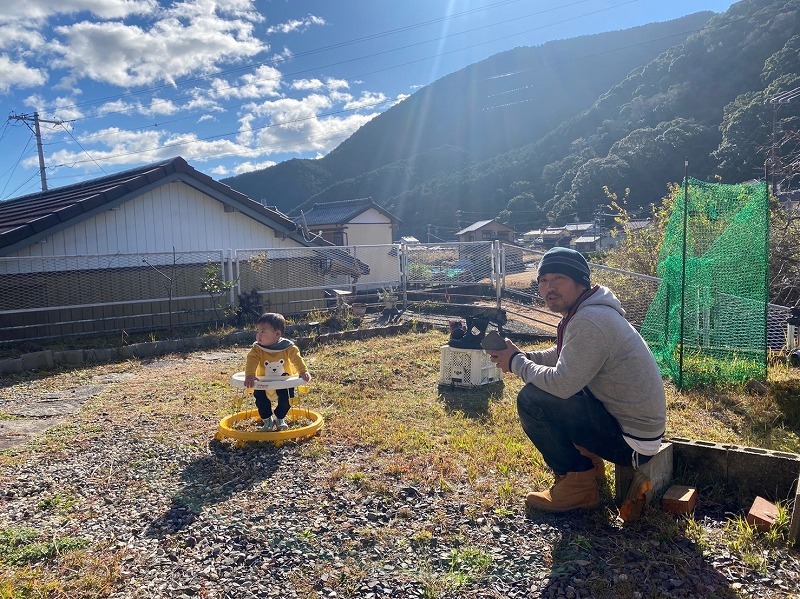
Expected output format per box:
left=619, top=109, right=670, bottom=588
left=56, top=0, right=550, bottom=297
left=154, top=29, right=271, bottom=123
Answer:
left=0, top=527, right=88, bottom=567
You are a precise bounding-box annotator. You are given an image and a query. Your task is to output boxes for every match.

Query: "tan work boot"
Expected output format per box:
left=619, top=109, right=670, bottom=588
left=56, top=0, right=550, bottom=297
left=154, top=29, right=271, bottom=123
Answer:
left=575, top=445, right=605, bottom=480
left=618, top=471, right=653, bottom=523
left=525, top=469, right=600, bottom=513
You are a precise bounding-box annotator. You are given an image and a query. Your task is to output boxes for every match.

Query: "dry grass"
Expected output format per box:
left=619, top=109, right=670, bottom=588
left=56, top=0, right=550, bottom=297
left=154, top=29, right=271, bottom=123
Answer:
left=2, top=327, right=800, bottom=596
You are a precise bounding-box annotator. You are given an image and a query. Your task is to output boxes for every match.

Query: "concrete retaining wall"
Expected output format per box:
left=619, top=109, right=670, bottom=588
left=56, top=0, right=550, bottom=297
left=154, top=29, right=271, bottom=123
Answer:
left=669, top=437, right=800, bottom=502
left=0, top=322, right=430, bottom=375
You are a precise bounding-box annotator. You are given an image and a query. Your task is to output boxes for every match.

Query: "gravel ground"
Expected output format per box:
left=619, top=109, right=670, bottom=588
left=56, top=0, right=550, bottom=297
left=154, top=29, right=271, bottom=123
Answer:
left=2, top=344, right=800, bottom=598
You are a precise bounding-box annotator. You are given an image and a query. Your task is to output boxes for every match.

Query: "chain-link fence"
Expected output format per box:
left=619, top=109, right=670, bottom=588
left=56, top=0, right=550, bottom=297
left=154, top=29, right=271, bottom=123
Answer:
left=233, top=245, right=401, bottom=318
left=0, top=242, right=792, bottom=353
left=500, top=247, right=660, bottom=334
left=0, top=251, right=227, bottom=342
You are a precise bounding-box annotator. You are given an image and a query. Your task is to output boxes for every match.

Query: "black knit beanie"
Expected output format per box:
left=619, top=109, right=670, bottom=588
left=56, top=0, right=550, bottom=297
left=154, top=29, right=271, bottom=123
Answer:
left=537, top=247, right=591, bottom=287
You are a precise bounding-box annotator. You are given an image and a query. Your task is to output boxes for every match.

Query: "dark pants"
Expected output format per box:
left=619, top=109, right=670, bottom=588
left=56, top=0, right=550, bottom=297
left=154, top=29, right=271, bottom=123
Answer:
left=254, top=388, right=293, bottom=420
left=516, top=384, right=651, bottom=475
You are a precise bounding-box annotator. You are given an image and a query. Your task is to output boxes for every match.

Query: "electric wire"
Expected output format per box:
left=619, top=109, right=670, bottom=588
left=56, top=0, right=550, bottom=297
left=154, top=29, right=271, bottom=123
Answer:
left=1, top=1, right=756, bottom=197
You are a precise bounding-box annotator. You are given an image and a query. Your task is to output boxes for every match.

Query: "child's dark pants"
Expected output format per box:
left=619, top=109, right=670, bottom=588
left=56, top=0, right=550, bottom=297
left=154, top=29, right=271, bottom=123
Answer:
left=254, top=388, right=293, bottom=420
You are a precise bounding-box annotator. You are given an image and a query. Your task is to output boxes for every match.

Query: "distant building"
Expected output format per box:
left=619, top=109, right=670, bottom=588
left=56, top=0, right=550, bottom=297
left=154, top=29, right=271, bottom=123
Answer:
left=298, top=198, right=401, bottom=246
left=567, top=222, right=615, bottom=252
left=540, top=226, right=570, bottom=249
left=455, top=220, right=515, bottom=243
left=617, top=218, right=653, bottom=244
left=521, top=228, right=546, bottom=243
left=777, top=190, right=800, bottom=213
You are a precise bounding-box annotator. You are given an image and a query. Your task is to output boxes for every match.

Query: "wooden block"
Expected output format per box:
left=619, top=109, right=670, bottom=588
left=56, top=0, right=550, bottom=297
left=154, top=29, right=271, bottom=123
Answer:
left=662, top=484, right=697, bottom=515
left=746, top=496, right=779, bottom=532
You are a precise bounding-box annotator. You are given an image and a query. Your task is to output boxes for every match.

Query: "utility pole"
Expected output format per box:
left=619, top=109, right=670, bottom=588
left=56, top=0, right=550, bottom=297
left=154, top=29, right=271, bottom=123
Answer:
left=8, top=112, right=65, bottom=192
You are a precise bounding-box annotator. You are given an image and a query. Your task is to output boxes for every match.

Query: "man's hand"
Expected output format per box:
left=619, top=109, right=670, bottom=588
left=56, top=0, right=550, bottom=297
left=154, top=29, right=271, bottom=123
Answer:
left=487, top=338, right=523, bottom=373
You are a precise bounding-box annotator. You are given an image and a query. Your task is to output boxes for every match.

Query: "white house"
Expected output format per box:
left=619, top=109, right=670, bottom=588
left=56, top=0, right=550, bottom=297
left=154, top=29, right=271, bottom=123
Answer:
left=298, top=198, right=401, bottom=247
left=0, top=156, right=316, bottom=258
left=0, top=157, right=368, bottom=340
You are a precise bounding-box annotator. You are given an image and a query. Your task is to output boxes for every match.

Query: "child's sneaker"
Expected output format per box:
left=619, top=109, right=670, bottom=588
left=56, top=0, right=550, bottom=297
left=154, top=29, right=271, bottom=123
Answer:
left=260, top=416, right=276, bottom=432
left=276, top=418, right=289, bottom=431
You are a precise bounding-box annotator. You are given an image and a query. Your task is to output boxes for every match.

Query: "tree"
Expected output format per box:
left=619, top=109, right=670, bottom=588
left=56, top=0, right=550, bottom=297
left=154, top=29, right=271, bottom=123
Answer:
left=602, top=184, right=675, bottom=277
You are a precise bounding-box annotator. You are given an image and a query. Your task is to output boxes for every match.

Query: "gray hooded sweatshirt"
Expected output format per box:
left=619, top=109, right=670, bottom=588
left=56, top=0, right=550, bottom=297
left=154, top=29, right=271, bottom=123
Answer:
left=510, top=285, right=666, bottom=444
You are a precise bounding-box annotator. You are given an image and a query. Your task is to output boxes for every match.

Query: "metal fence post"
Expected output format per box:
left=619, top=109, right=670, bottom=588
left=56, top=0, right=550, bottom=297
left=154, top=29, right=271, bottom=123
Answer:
left=494, top=240, right=504, bottom=312
left=226, top=249, right=236, bottom=310
left=399, top=242, right=407, bottom=310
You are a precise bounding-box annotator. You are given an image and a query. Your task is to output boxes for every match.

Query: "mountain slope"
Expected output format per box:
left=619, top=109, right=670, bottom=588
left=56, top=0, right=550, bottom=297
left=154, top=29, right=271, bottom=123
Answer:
left=223, top=13, right=712, bottom=217
left=384, top=0, right=800, bottom=237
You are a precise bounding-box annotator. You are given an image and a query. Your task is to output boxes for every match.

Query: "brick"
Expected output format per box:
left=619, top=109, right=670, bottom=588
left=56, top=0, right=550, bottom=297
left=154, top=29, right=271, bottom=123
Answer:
left=662, top=485, right=697, bottom=515
left=746, top=496, right=779, bottom=532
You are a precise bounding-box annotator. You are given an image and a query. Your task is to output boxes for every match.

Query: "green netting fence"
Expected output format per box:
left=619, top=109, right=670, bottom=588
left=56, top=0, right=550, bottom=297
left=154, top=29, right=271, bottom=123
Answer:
left=641, top=178, right=769, bottom=388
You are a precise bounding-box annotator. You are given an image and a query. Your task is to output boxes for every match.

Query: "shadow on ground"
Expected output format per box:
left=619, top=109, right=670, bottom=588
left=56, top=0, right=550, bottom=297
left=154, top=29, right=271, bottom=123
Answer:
left=437, top=381, right=505, bottom=418
left=144, top=440, right=282, bottom=538
left=541, top=509, right=739, bottom=598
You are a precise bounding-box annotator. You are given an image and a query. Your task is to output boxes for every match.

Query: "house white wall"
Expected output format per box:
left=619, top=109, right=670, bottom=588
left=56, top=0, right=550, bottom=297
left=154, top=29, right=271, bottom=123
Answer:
left=7, top=181, right=304, bottom=258
left=343, top=209, right=394, bottom=246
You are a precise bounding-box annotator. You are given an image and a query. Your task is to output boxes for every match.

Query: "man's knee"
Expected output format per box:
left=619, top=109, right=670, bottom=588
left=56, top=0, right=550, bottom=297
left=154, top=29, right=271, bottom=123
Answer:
left=516, top=384, right=554, bottom=420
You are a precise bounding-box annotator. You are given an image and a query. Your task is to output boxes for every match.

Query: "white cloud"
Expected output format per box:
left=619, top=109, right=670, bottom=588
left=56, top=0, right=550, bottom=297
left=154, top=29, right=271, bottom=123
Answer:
left=0, top=55, right=46, bottom=92
left=0, top=0, right=158, bottom=23
left=209, top=65, right=283, bottom=100
left=49, top=3, right=268, bottom=87
left=0, top=24, right=46, bottom=50
left=344, top=91, right=390, bottom=111
left=47, top=124, right=262, bottom=169
left=325, top=78, right=349, bottom=91
left=95, top=97, right=178, bottom=118
left=213, top=159, right=276, bottom=176
left=291, top=78, right=324, bottom=91
left=265, top=14, right=325, bottom=35
left=272, top=47, right=293, bottom=63
left=248, top=93, right=332, bottom=125
left=254, top=107, right=379, bottom=155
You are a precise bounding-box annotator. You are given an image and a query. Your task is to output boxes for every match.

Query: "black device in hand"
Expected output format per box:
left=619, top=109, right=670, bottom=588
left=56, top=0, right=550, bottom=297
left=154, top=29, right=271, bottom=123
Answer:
left=480, top=330, right=508, bottom=351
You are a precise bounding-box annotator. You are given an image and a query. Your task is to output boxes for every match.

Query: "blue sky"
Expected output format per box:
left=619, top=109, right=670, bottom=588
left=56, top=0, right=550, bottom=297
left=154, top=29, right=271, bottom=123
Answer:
left=0, top=0, right=736, bottom=201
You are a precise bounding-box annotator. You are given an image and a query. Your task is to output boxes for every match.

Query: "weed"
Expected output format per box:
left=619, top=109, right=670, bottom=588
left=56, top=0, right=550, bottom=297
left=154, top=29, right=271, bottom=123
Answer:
left=36, top=492, right=77, bottom=513
left=445, top=546, right=492, bottom=586
left=568, top=534, right=592, bottom=551
left=682, top=515, right=710, bottom=554
left=410, top=530, right=434, bottom=549
left=0, top=527, right=88, bottom=566
left=346, top=471, right=367, bottom=484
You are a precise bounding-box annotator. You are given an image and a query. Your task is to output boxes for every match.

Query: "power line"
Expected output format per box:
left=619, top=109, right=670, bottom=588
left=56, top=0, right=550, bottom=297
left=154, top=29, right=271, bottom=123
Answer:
left=8, top=0, right=647, bottom=160
left=1, top=0, right=736, bottom=193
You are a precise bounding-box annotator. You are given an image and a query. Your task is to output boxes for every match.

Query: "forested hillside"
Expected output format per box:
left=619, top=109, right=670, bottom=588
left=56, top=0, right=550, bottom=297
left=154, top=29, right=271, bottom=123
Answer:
left=224, top=0, right=800, bottom=240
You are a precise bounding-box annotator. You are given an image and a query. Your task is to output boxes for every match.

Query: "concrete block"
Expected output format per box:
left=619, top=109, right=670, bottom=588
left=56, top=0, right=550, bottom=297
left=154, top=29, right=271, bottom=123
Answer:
left=20, top=350, right=53, bottom=371
left=662, top=485, right=698, bottom=515
left=669, top=437, right=800, bottom=501
left=615, top=442, right=673, bottom=504
left=53, top=349, right=85, bottom=366
left=83, top=348, right=116, bottom=363
left=747, top=496, right=779, bottom=532
left=0, top=358, right=23, bottom=374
